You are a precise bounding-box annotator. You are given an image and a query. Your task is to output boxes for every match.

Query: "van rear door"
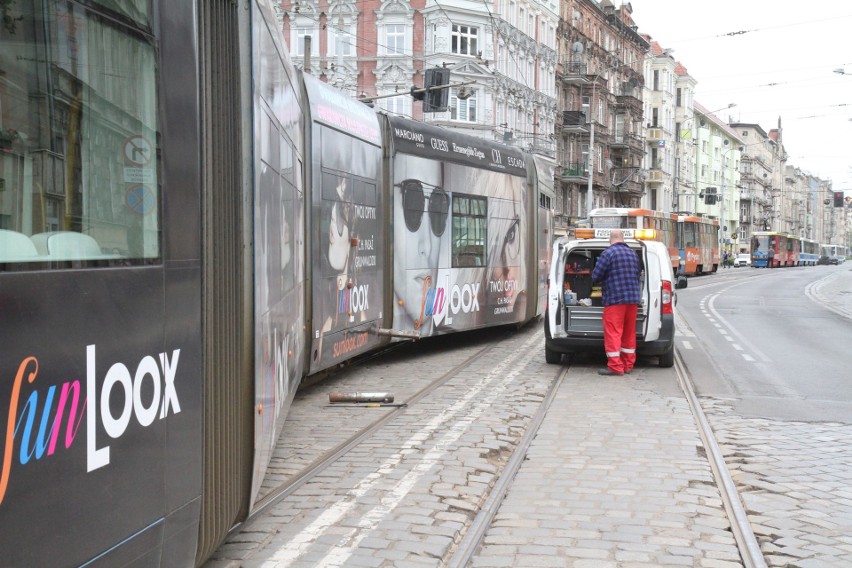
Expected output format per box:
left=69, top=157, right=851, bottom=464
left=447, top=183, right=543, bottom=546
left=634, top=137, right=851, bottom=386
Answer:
left=546, top=239, right=569, bottom=337
left=560, top=239, right=649, bottom=340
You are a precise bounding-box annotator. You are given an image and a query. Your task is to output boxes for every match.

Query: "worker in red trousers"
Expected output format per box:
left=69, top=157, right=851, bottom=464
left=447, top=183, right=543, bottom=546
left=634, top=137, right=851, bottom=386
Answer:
left=591, top=229, right=641, bottom=376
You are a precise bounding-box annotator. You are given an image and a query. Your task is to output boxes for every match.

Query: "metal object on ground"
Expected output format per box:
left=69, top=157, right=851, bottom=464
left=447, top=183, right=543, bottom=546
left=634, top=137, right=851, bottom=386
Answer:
left=329, top=392, right=394, bottom=404
left=374, top=328, right=420, bottom=339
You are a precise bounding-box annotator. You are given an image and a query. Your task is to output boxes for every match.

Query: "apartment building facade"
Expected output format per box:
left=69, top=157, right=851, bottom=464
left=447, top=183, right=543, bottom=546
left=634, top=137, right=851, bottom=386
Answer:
left=273, top=1, right=846, bottom=251
left=276, top=1, right=557, bottom=144
left=552, top=0, right=647, bottom=235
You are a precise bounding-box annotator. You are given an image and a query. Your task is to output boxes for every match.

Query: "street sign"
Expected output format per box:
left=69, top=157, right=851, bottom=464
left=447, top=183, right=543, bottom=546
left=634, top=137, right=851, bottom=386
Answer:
left=123, top=167, right=155, bottom=184
left=123, top=135, right=153, bottom=167
left=125, top=185, right=155, bottom=215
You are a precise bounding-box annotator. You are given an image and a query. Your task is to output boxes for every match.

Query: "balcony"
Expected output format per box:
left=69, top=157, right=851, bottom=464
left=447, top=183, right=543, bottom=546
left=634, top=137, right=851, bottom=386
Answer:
left=559, top=162, right=588, bottom=183
left=559, top=60, right=589, bottom=85
left=529, top=139, right=555, bottom=158
left=646, top=164, right=666, bottom=186
left=610, top=133, right=643, bottom=152
left=615, top=93, right=643, bottom=116
left=646, top=127, right=664, bottom=143
left=561, top=111, right=589, bottom=134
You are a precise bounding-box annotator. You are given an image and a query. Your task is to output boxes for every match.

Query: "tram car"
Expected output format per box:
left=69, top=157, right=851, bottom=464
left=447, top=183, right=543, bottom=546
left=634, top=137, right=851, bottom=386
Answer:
left=588, top=208, right=680, bottom=272
left=0, top=1, right=550, bottom=565
left=676, top=214, right=720, bottom=275
left=752, top=231, right=797, bottom=268
left=797, top=237, right=820, bottom=266
left=587, top=208, right=721, bottom=276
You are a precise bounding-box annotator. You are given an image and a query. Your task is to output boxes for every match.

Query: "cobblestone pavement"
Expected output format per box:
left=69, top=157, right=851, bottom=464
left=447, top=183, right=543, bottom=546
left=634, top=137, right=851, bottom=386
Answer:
left=206, top=267, right=852, bottom=568
left=209, top=323, right=744, bottom=568
left=472, top=363, right=742, bottom=568
left=701, top=400, right=852, bottom=568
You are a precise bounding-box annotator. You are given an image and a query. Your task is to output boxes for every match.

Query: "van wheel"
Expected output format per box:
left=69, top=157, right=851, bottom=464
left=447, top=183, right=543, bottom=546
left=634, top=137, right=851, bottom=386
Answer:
left=545, top=344, right=562, bottom=364
left=659, top=345, right=674, bottom=368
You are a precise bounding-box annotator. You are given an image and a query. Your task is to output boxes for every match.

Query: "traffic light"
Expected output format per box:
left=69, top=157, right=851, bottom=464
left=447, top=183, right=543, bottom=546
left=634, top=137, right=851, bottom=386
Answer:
left=833, top=191, right=845, bottom=207
left=423, top=68, right=451, bottom=113
left=704, top=187, right=718, bottom=205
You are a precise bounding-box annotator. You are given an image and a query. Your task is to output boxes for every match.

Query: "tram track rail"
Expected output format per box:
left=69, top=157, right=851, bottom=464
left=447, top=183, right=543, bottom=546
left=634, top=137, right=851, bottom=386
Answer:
left=673, top=347, right=767, bottom=568
left=214, top=325, right=766, bottom=567
left=233, top=326, right=527, bottom=536
left=446, top=363, right=568, bottom=567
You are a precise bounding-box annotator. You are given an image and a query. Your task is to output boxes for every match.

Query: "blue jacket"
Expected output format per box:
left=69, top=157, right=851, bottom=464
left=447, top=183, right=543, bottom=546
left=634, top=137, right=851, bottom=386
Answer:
left=591, top=242, right=641, bottom=306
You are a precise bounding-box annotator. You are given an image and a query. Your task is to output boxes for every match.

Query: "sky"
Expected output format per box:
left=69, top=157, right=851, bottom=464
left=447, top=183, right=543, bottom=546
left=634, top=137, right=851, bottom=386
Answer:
left=626, top=0, right=852, bottom=194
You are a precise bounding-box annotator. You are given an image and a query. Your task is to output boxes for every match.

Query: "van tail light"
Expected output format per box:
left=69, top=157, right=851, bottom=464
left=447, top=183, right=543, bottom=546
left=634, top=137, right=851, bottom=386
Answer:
left=661, top=280, right=673, bottom=314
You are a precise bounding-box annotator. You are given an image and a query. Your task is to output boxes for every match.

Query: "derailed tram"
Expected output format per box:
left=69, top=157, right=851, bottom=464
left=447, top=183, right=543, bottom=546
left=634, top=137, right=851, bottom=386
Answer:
left=0, top=0, right=551, bottom=565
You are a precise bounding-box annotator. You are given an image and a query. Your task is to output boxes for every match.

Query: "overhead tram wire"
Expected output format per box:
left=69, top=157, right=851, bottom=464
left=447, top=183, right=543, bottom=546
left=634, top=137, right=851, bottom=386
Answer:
left=643, top=13, right=852, bottom=46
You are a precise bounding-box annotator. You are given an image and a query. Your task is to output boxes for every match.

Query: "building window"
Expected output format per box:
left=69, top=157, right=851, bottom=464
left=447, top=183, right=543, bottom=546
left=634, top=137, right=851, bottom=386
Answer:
left=386, top=23, right=405, bottom=55
left=381, top=93, right=408, bottom=116
left=450, top=89, right=477, bottom=122
left=294, top=26, right=319, bottom=57
left=451, top=194, right=487, bottom=267
left=329, top=23, right=354, bottom=56
left=451, top=24, right=478, bottom=56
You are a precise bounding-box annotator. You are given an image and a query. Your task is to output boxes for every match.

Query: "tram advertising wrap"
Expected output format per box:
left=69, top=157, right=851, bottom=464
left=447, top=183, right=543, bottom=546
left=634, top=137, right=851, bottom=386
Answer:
left=0, top=0, right=549, bottom=564
left=251, top=3, right=306, bottom=506
left=304, top=74, right=385, bottom=374
left=387, top=116, right=531, bottom=336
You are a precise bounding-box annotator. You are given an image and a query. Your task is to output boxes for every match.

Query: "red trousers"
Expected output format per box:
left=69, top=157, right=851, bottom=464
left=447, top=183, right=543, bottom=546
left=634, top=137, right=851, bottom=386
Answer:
left=602, top=304, right=638, bottom=374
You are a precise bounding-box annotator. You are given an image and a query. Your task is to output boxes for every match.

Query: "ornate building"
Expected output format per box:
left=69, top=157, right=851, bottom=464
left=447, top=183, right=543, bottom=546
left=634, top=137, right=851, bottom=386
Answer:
left=277, top=1, right=557, bottom=152
left=553, top=0, right=648, bottom=234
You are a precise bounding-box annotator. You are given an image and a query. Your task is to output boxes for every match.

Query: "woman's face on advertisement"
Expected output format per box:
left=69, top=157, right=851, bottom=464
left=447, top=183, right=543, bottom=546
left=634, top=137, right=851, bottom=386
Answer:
left=393, top=160, right=446, bottom=318
left=328, top=178, right=350, bottom=271
left=490, top=181, right=523, bottom=283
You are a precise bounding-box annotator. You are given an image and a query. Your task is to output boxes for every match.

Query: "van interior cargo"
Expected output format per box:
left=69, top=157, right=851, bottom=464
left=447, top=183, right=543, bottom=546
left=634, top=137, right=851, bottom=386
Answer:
left=562, top=247, right=645, bottom=307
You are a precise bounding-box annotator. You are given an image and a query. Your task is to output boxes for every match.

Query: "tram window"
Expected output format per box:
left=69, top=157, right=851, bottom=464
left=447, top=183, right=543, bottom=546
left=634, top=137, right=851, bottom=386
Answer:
left=451, top=195, right=487, bottom=267
left=0, top=2, right=159, bottom=268
left=591, top=216, right=630, bottom=229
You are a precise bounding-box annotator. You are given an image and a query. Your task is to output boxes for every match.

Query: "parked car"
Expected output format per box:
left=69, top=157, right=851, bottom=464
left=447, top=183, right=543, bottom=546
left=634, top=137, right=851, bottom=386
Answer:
left=733, top=254, right=751, bottom=267
left=829, top=255, right=845, bottom=265
left=544, top=229, right=686, bottom=368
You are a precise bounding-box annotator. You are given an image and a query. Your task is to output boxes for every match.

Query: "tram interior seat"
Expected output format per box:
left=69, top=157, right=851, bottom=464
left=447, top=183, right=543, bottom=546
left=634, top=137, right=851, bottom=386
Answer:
left=31, top=231, right=103, bottom=259
left=0, top=229, right=41, bottom=262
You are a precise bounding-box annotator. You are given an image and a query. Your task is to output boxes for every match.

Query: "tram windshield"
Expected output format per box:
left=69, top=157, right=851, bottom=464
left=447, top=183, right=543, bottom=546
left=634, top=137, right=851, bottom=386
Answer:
left=0, top=1, right=159, bottom=267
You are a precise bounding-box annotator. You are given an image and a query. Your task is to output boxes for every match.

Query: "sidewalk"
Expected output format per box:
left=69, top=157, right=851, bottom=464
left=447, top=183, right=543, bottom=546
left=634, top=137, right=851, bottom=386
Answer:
left=811, top=266, right=852, bottom=320
left=471, top=363, right=743, bottom=567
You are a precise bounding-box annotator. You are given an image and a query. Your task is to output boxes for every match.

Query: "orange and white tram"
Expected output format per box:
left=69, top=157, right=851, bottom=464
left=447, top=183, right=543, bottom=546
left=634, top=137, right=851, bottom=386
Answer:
left=676, top=214, right=720, bottom=275
left=588, top=208, right=680, bottom=272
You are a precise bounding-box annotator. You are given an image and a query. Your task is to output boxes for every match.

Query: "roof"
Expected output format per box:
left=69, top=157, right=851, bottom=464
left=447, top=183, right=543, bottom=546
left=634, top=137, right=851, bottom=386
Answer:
left=693, top=101, right=744, bottom=143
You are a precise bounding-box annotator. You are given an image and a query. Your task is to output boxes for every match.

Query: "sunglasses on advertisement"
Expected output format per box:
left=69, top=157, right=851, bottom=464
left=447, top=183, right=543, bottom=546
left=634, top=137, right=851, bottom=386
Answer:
left=397, top=179, right=449, bottom=237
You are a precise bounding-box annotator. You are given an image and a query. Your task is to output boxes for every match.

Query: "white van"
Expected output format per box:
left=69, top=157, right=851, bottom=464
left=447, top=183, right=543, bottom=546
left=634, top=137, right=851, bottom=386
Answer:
left=544, top=229, right=686, bottom=367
